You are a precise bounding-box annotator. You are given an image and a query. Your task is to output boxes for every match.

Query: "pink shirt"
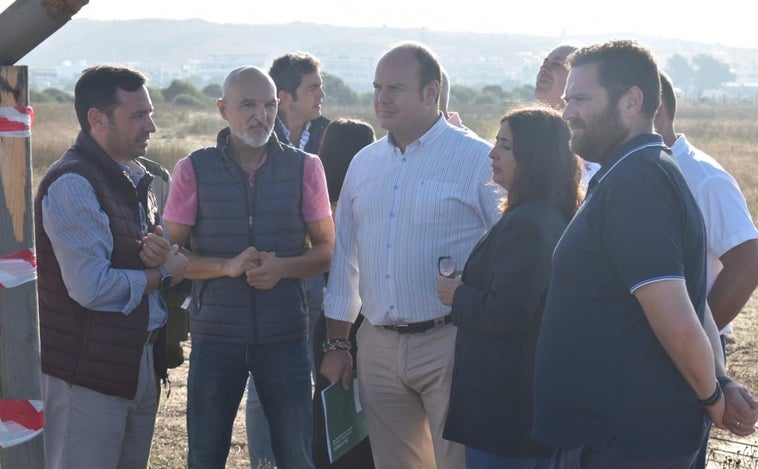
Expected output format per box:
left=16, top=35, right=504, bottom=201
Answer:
left=164, top=150, right=331, bottom=226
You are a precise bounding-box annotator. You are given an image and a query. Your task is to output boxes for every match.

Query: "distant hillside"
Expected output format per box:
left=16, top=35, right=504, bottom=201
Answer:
left=15, top=19, right=756, bottom=91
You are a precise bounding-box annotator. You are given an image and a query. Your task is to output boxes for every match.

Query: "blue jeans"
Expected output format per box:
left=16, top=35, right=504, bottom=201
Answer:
left=246, top=376, right=277, bottom=468
left=187, top=338, right=314, bottom=469
left=466, top=446, right=551, bottom=469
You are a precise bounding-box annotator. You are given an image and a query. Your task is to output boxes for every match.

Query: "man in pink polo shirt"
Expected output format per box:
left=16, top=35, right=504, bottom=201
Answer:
left=163, top=66, right=333, bottom=469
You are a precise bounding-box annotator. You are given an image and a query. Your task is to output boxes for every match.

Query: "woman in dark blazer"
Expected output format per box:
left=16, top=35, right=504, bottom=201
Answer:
left=436, top=105, right=582, bottom=469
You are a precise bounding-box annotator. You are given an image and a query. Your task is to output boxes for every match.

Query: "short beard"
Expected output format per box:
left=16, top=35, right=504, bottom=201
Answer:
left=569, top=102, right=626, bottom=164
left=231, top=126, right=270, bottom=149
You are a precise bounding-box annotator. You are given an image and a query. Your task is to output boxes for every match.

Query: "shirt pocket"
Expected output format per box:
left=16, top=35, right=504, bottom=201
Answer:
left=411, top=180, right=460, bottom=226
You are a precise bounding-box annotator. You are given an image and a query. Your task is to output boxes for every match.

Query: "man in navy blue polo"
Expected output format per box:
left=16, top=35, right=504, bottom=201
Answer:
left=533, top=39, right=727, bottom=468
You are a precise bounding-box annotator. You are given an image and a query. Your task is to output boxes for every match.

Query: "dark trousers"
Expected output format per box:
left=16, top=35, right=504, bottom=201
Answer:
left=550, top=440, right=697, bottom=469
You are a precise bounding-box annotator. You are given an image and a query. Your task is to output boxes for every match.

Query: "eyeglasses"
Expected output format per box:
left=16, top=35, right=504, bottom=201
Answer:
left=438, top=256, right=457, bottom=278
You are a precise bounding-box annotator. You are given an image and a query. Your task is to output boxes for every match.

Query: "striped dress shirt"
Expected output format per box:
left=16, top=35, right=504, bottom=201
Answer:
left=324, top=116, right=501, bottom=325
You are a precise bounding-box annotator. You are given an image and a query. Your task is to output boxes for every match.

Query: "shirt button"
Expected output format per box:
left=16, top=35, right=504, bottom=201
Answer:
left=385, top=274, right=391, bottom=279
left=389, top=305, right=394, bottom=310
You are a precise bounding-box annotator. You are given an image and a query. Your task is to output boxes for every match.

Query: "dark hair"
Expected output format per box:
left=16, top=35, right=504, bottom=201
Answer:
left=568, top=40, right=661, bottom=119
left=659, top=71, right=677, bottom=120
left=388, top=42, right=442, bottom=96
left=269, top=51, right=321, bottom=98
left=501, top=105, right=581, bottom=220
left=318, top=118, right=375, bottom=203
left=74, top=65, right=148, bottom=133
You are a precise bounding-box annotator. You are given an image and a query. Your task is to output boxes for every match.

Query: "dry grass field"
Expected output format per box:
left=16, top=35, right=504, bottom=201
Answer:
left=27, top=100, right=758, bottom=468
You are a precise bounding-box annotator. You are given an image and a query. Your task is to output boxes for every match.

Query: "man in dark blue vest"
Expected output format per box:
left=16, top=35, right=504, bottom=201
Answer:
left=243, top=51, right=332, bottom=467
left=164, top=66, right=334, bottom=469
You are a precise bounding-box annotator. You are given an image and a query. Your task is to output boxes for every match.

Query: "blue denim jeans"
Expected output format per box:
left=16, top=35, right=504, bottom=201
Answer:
left=187, top=338, right=314, bottom=469
left=246, top=375, right=277, bottom=468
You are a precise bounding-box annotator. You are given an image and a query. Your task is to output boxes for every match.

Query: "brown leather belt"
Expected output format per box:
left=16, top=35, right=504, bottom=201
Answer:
left=383, top=315, right=452, bottom=334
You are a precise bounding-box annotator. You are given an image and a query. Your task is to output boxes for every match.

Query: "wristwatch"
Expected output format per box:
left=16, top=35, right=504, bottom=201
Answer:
left=157, top=264, right=172, bottom=291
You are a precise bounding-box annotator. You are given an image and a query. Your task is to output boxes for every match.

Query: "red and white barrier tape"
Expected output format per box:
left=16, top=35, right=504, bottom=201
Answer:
left=0, top=399, right=44, bottom=448
left=0, top=248, right=37, bottom=289
left=0, top=106, right=34, bottom=138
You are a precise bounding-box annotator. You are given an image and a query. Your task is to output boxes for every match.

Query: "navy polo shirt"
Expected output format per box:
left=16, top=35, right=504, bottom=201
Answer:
left=533, top=133, right=708, bottom=459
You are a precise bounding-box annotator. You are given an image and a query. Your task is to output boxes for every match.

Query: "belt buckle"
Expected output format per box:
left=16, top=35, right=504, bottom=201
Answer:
left=383, top=323, right=411, bottom=334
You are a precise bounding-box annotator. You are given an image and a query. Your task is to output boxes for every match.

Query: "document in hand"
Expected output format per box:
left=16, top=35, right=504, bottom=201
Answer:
left=321, top=370, right=369, bottom=463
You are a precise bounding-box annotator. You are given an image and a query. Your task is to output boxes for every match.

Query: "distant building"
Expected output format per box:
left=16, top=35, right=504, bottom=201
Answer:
left=181, top=53, right=271, bottom=86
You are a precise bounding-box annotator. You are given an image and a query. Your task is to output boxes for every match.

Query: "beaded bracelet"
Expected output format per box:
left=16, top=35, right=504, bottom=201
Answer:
left=699, top=382, right=722, bottom=409
left=322, top=338, right=352, bottom=353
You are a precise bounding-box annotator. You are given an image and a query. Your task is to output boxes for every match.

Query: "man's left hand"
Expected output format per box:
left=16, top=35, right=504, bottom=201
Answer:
left=139, top=225, right=170, bottom=267
left=245, top=251, right=285, bottom=290
left=723, top=381, right=758, bottom=436
left=436, top=275, right=462, bottom=306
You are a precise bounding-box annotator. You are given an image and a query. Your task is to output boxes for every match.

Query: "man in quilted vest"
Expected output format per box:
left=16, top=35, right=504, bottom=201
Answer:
left=164, top=66, right=334, bottom=469
left=35, top=65, right=187, bottom=469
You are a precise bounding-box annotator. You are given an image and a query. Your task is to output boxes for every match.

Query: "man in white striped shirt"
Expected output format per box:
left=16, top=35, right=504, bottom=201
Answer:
left=320, top=42, right=500, bottom=469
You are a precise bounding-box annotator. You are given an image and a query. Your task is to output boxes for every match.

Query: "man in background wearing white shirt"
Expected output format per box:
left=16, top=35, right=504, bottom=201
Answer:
left=655, top=70, right=758, bottom=469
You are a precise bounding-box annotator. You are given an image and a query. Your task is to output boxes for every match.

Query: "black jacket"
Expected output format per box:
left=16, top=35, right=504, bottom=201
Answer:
left=443, top=201, right=568, bottom=457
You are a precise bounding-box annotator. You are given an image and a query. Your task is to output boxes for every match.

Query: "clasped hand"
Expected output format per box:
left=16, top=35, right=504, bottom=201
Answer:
left=138, top=226, right=188, bottom=286
left=224, top=247, right=284, bottom=290
left=139, top=225, right=170, bottom=267
left=719, top=381, right=758, bottom=436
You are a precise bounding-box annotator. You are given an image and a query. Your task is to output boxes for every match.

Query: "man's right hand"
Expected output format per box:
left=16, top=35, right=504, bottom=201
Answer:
left=224, top=246, right=260, bottom=278
left=320, top=350, right=353, bottom=391
left=164, top=244, right=188, bottom=286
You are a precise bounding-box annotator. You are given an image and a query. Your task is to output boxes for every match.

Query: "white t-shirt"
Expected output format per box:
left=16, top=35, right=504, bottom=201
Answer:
left=671, top=134, right=758, bottom=334
left=580, top=159, right=601, bottom=192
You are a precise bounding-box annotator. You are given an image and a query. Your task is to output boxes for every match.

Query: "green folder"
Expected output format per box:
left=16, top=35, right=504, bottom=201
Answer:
left=320, top=370, right=369, bottom=463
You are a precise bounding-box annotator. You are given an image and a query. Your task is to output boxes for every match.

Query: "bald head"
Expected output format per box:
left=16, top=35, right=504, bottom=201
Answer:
left=535, top=45, right=578, bottom=108
left=218, top=66, right=278, bottom=150
left=222, top=66, right=276, bottom=99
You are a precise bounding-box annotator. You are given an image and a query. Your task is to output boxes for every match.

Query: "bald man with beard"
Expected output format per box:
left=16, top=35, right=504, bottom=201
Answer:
left=164, top=66, right=334, bottom=469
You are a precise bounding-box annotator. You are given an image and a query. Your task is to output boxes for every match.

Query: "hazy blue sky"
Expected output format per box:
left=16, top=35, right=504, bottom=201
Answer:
left=1, top=0, right=755, bottom=49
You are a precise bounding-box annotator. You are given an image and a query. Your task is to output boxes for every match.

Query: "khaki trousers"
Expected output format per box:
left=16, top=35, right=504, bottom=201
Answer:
left=43, top=342, right=159, bottom=469
left=357, top=320, right=464, bottom=469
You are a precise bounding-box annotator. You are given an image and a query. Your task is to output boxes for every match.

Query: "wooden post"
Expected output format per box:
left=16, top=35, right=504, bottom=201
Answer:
left=0, top=0, right=89, bottom=66
left=0, top=66, right=44, bottom=467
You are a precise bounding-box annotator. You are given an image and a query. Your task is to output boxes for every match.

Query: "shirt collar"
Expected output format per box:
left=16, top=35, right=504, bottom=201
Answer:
left=671, top=133, right=689, bottom=154
left=276, top=116, right=312, bottom=149
left=590, top=133, right=666, bottom=187
left=386, top=114, right=449, bottom=151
